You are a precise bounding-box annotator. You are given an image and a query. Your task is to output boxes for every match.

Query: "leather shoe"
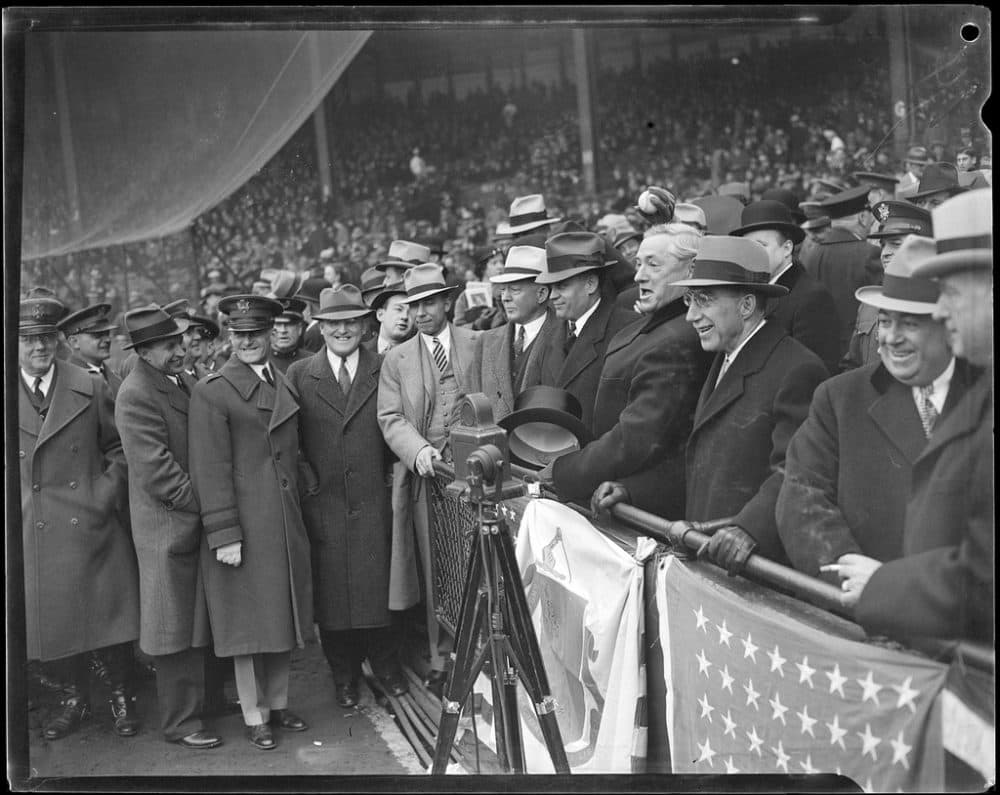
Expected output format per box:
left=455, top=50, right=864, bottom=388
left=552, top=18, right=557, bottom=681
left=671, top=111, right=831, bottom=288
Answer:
left=44, top=697, right=90, bottom=740
left=269, top=709, right=308, bottom=732
left=424, top=669, right=449, bottom=700
left=376, top=670, right=409, bottom=698
left=175, top=730, right=223, bottom=749
left=110, top=690, right=140, bottom=737
left=335, top=682, right=359, bottom=708
left=246, top=723, right=276, bottom=750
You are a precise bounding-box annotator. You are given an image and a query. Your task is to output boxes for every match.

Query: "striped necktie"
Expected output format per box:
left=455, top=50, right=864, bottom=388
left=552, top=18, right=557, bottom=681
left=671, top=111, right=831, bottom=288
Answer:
left=564, top=320, right=577, bottom=354
left=513, top=325, right=526, bottom=367
left=432, top=336, right=448, bottom=373
left=917, top=385, right=938, bottom=438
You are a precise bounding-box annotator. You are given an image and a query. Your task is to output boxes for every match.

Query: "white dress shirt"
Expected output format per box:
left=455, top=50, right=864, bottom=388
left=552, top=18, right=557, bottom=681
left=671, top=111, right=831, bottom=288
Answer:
left=420, top=324, right=452, bottom=358
left=912, top=357, right=955, bottom=415
left=326, top=348, right=360, bottom=382
left=572, top=298, right=601, bottom=336
left=517, top=313, right=548, bottom=350
left=716, top=318, right=768, bottom=387
left=22, top=365, right=55, bottom=397
left=249, top=362, right=275, bottom=383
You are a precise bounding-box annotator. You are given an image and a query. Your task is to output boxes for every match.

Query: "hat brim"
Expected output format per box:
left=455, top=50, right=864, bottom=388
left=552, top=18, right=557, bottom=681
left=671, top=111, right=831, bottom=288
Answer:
left=489, top=271, right=541, bottom=284
left=63, top=321, right=120, bottom=335
left=498, top=408, right=591, bottom=468
left=399, top=284, right=460, bottom=304
left=312, top=307, right=373, bottom=321
left=374, top=261, right=418, bottom=273
left=670, top=277, right=789, bottom=297
left=122, top=318, right=192, bottom=349
left=534, top=262, right=611, bottom=285
left=507, top=217, right=561, bottom=235
left=907, top=185, right=966, bottom=202
left=911, top=249, right=992, bottom=279
left=854, top=286, right=937, bottom=314
left=369, top=286, right=408, bottom=311
left=731, top=220, right=805, bottom=245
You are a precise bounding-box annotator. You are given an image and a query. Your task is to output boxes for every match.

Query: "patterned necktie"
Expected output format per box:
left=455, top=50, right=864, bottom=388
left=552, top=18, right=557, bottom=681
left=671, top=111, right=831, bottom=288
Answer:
left=564, top=320, right=577, bottom=354
left=33, top=376, right=45, bottom=402
left=917, top=385, right=938, bottom=438
left=261, top=366, right=275, bottom=388
left=513, top=325, right=526, bottom=365
left=432, top=336, right=448, bottom=373
left=338, top=358, right=352, bottom=395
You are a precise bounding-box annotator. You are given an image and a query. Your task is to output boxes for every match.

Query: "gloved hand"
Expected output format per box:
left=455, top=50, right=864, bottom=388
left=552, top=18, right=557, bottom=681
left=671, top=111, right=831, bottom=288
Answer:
left=590, top=481, right=631, bottom=516
left=633, top=186, right=677, bottom=227
left=704, top=525, right=757, bottom=576
left=216, top=541, right=242, bottom=567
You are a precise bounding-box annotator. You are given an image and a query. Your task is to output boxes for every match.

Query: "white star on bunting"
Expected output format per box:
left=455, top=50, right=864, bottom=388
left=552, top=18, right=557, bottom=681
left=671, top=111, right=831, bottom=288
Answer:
left=696, top=737, right=716, bottom=767
left=696, top=649, right=712, bottom=677
left=768, top=644, right=787, bottom=677
left=743, top=678, right=760, bottom=710
left=796, top=655, right=816, bottom=688
left=723, top=757, right=738, bottom=774
left=693, top=605, right=709, bottom=632
left=698, top=692, right=715, bottom=722
left=857, top=722, right=882, bottom=761
left=825, top=663, right=847, bottom=698
left=796, top=704, right=817, bottom=737
left=718, top=664, right=734, bottom=693
left=857, top=670, right=883, bottom=706
left=746, top=725, right=763, bottom=757
left=771, top=740, right=791, bottom=773
left=769, top=691, right=789, bottom=725
left=826, top=713, right=847, bottom=751
left=889, top=729, right=912, bottom=770
left=721, top=709, right=737, bottom=739
left=741, top=633, right=758, bottom=663
left=715, top=620, right=733, bottom=647
left=891, top=676, right=919, bottom=713
left=800, top=754, right=819, bottom=775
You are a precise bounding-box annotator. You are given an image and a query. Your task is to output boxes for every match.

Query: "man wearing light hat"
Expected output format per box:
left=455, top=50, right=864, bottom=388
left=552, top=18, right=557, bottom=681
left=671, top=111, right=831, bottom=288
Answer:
left=504, top=194, right=561, bottom=240
left=595, top=237, right=827, bottom=575
left=377, top=264, right=482, bottom=693
left=188, top=294, right=313, bottom=750
left=375, top=239, right=432, bottom=284
left=287, top=286, right=408, bottom=709
left=777, top=236, right=976, bottom=585
left=18, top=296, right=140, bottom=741
left=58, top=302, right=124, bottom=395
left=477, top=246, right=560, bottom=422
left=268, top=297, right=310, bottom=375
left=849, top=189, right=993, bottom=644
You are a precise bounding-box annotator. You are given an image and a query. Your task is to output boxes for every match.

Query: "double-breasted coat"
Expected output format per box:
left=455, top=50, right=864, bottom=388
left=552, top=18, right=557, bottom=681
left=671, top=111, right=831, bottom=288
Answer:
left=115, top=360, right=210, bottom=657
left=20, top=361, right=139, bottom=661
left=188, top=358, right=313, bottom=658
left=776, top=359, right=976, bottom=577
left=286, top=347, right=395, bottom=630
left=552, top=299, right=711, bottom=518
left=768, top=261, right=842, bottom=375
left=855, top=369, right=993, bottom=643
left=623, top=321, right=828, bottom=563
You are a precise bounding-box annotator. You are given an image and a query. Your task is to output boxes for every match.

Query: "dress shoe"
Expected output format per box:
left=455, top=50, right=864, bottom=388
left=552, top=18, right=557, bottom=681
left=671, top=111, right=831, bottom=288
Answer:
left=424, top=669, right=449, bottom=700
left=44, top=697, right=90, bottom=740
left=269, top=709, right=308, bottom=732
left=175, top=730, right=223, bottom=749
left=375, top=669, right=409, bottom=698
left=109, top=690, right=140, bottom=737
left=335, top=682, right=359, bottom=708
left=246, top=723, right=276, bottom=750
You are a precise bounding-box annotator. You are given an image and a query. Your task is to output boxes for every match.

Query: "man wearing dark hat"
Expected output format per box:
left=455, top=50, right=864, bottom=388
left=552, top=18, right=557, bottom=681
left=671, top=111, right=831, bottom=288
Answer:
left=905, top=162, right=967, bottom=211
left=840, top=201, right=933, bottom=370
left=181, top=314, right=221, bottom=380
left=777, top=236, right=975, bottom=582
left=550, top=223, right=711, bottom=517
left=365, top=279, right=415, bottom=355
left=529, top=232, right=636, bottom=431
left=188, top=294, right=313, bottom=750
left=114, top=306, right=223, bottom=749
left=595, top=237, right=827, bottom=574
left=895, top=145, right=930, bottom=199
left=287, top=286, right=408, bottom=709
left=295, top=276, right=333, bottom=354
left=731, top=199, right=841, bottom=374
left=849, top=190, right=993, bottom=644
left=18, top=296, right=141, bottom=741
left=377, top=264, right=482, bottom=693
left=58, top=303, right=124, bottom=395
left=268, top=297, right=309, bottom=374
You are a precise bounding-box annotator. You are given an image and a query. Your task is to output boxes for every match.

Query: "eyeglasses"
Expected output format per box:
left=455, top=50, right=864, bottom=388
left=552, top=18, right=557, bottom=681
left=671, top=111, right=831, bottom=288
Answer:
left=682, top=290, right=717, bottom=309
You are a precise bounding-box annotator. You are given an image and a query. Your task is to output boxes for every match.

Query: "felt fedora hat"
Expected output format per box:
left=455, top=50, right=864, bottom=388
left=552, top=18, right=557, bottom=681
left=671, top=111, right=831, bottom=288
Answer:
left=612, top=229, right=643, bottom=250
left=376, top=239, right=432, bottom=273
left=867, top=200, right=932, bottom=240
left=490, top=245, right=548, bottom=284
left=270, top=270, right=304, bottom=300
left=907, top=162, right=967, bottom=202
left=731, top=200, right=806, bottom=244
left=399, top=263, right=460, bottom=304
left=506, top=194, right=561, bottom=234
left=689, top=195, right=744, bottom=236
left=19, top=297, right=67, bottom=336
left=536, top=232, right=612, bottom=285
left=360, top=267, right=386, bottom=303
left=312, top=284, right=373, bottom=321
left=369, top=280, right=408, bottom=312
left=855, top=235, right=940, bottom=314
left=670, top=235, right=789, bottom=297
left=57, top=302, right=119, bottom=335
left=913, top=189, right=992, bottom=278
left=218, top=294, right=283, bottom=332
left=761, top=188, right=807, bottom=224
left=121, top=305, right=191, bottom=349
left=674, top=202, right=708, bottom=232
left=295, top=277, right=333, bottom=305
left=498, top=385, right=591, bottom=469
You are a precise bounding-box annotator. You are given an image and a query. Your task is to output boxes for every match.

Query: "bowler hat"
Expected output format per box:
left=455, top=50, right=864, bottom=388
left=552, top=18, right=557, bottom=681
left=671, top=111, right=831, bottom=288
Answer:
left=761, top=188, right=807, bottom=224
left=670, top=236, right=789, bottom=297
left=912, top=189, right=992, bottom=278
left=731, top=200, right=805, bottom=245
left=399, top=263, right=460, bottom=304
left=490, top=245, right=548, bottom=284
left=122, top=305, right=191, bottom=349
left=312, top=284, right=373, bottom=322
left=856, top=236, right=940, bottom=314
left=369, top=280, right=408, bottom=312
left=817, top=185, right=870, bottom=219
left=498, top=386, right=591, bottom=469
left=867, top=201, right=932, bottom=240
left=908, top=163, right=967, bottom=202
left=58, top=303, right=119, bottom=335
left=19, top=297, right=66, bottom=336
left=689, top=195, right=744, bottom=236
left=376, top=240, right=432, bottom=273
left=536, top=232, right=612, bottom=285
left=295, top=277, right=333, bottom=305
left=218, top=294, right=283, bottom=332
left=506, top=194, right=561, bottom=235
left=270, top=270, right=304, bottom=300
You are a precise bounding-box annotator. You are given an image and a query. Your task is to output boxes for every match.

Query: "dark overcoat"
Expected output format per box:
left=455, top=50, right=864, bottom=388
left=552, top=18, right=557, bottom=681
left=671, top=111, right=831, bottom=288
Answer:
left=625, top=322, right=827, bottom=563
left=527, top=298, right=637, bottom=432
left=768, top=261, right=841, bottom=375
left=839, top=303, right=879, bottom=372
left=115, top=360, right=210, bottom=656
left=552, top=299, right=711, bottom=517
left=188, top=358, right=313, bottom=657
left=69, top=353, right=124, bottom=396
left=287, top=347, right=395, bottom=630
left=270, top=346, right=311, bottom=375
left=776, top=359, right=976, bottom=577
left=855, top=369, right=993, bottom=643
left=19, top=361, right=139, bottom=661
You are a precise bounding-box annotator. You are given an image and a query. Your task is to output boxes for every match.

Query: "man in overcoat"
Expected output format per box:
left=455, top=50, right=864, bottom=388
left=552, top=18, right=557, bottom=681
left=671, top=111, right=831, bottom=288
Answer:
left=115, top=305, right=222, bottom=749
left=57, top=302, right=124, bottom=395
left=288, top=285, right=408, bottom=709
left=188, top=294, right=313, bottom=750
left=18, top=296, right=140, bottom=740
left=377, top=264, right=482, bottom=693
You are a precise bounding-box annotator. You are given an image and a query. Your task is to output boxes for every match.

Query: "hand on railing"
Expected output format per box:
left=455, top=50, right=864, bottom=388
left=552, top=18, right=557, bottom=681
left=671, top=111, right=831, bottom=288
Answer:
left=820, top=553, right=883, bottom=608
left=698, top=525, right=758, bottom=577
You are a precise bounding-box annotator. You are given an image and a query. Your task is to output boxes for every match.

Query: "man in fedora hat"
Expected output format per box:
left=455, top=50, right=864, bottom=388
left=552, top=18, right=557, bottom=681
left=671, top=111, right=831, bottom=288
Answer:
left=375, top=239, right=432, bottom=285
left=477, top=246, right=561, bottom=423
left=731, top=199, right=841, bottom=374
left=841, top=200, right=933, bottom=371
left=904, top=162, right=967, bottom=211
left=188, top=294, right=313, bottom=750
left=848, top=190, right=993, bottom=644
left=287, top=286, right=409, bottom=709
left=365, top=278, right=415, bottom=355
left=58, top=303, right=124, bottom=396
left=529, top=232, right=636, bottom=431
left=377, top=264, right=482, bottom=693
left=295, top=276, right=333, bottom=354
left=268, top=297, right=310, bottom=375
left=18, top=296, right=141, bottom=741
left=777, top=235, right=976, bottom=584
left=505, top=194, right=561, bottom=240
left=895, top=145, right=930, bottom=199
left=551, top=223, right=711, bottom=518
left=114, top=306, right=224, bottom=750
left=595, top=237, right=827, bottom=575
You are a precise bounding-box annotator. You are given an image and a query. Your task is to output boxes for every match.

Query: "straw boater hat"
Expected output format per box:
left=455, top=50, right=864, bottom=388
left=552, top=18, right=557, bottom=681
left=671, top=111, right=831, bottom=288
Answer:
left=57, top=303, right=119, bottom=335
left=399, top=263, right=460, bottom=304
left=912, top=189, right=992, bottom=278
left=670, top=235, right=789, bottom=297
left=855, top=236, right=940, bottom=314
left=375, top=240, right=431, bottom=273
left=121, top=305, right=192, bottom=350
left=867, top=201, right=932, bottom=240
left=311, top=284, right=373, bottom=322
left=19, top=297, right=66, bottom=336
left=731, top=200, right=806, bottom=245
left=506, top=194, right=561, bottom=235
left=535, top=232, right=613, bottom=285
left=489, top=245, right=549, bottom=284
left=218, top=294, right=283, bottom=332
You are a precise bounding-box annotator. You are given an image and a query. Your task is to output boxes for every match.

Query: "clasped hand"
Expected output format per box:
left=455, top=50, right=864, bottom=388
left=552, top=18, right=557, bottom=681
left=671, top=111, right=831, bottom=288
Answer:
left=216, top=541, right=242, bottom=567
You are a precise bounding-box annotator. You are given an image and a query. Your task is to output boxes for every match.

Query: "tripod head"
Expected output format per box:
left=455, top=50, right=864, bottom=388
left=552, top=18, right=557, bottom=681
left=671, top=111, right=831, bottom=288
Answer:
left=447, top=393, right=522, bottom=502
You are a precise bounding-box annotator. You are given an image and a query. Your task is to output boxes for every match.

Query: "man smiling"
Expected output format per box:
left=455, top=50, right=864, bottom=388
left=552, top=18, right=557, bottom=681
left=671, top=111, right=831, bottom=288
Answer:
left=58, top=302, right=123, bottom=395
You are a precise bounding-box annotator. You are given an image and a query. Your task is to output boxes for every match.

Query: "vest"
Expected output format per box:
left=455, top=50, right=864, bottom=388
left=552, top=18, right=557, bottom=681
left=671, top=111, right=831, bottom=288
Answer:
left=425, top=354, right=459, bottom=463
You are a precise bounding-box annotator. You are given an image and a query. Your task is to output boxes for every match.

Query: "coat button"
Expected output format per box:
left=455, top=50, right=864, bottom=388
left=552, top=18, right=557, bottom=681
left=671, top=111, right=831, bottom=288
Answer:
left=69, top=481, right=78, bottom=489
left=281, top=479, right=288, bottom=488
left=36, top=521, right=45, bottom=529
left=19, top=450, right=25, bottom=458
left=71, top=518, right=79, bottom=526
left=274, top=452, right=282, bottom=461
left=70, top=445, right=79, bottom=452
left=32, top=483, right=40, bottom=491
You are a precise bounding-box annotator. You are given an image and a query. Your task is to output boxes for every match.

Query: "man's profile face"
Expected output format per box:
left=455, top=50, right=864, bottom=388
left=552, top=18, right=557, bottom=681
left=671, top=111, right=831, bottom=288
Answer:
left=934, top=270, right=993, bottom=367
left=139, top=336, right=186, bottom=375
left=549, top=272, right=597, bottom=321
left=69, top=330, right=112, bottom=364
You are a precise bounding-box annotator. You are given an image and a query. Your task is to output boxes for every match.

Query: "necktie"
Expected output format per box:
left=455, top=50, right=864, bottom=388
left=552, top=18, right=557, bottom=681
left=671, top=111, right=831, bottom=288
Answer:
left=432, top=336, right=448, bottom=373
left=917, top=385, right=938, bottom=438
left=715, top=355, right=733, bottom=388
left=33, top=376, right=45, bottom=402
left=174, top=375, right=190, bottom=396
left=338, top=358, right=352, bottom=395
left=564, top=320, right=577, bottom=354
left=513, top=325, right=526, bottom=365
left=262, top=366, right=275, bottom=388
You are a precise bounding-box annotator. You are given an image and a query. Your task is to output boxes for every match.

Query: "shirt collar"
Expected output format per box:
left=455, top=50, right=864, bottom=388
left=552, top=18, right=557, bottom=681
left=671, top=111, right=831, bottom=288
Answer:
left=913, top=356, right=956, bottom=413
left=22, top=365, right=55, bottom=395
left=249, top=362, right=273, bottom=381
left=326, top=347, right=360, bottom=378
left=420, top=323, right=452, bottom=354
left=573, top=298, right=601, bottom=335
left=770, top=261, right=794, bottom=284
left=518, top=313, right=547, bottom=347
left=724, top=318, right=768, bottom=366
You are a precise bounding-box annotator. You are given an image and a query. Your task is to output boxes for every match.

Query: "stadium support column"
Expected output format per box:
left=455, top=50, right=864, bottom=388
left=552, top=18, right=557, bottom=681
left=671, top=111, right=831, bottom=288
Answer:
left=573, top=29, right=598, bottom=198
left=51, top=33, right=81, bottom=237
left=886, top=6, right=912, bottom=156
left=309, top=34, right=335, bottom=209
